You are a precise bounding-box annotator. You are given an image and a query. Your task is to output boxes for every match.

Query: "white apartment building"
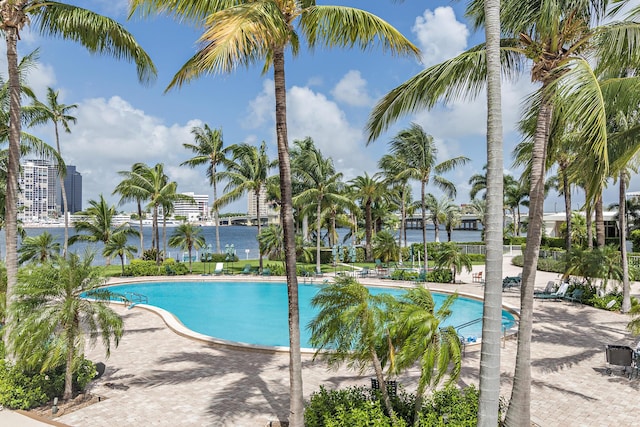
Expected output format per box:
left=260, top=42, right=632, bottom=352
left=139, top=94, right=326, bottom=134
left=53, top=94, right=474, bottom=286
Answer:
left=18, top=160, right=50, bottom=222
left=247, top=187, right=278, bottom=224
left=174, top=192, right=209, bottom=221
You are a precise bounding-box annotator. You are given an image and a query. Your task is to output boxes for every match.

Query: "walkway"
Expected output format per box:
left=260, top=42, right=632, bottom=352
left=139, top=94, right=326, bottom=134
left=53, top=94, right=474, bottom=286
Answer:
left=3, top=256, right=639, bottom=426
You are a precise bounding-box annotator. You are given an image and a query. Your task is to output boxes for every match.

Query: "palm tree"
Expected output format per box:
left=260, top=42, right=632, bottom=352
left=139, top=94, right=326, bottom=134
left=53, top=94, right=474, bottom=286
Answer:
left=168, top=223, right=206, bottom=273
left=113, top=163, right=147, bottom=256
left=349, top=173, right=385, bottom=262
left=1, top=0, right=155, bottom=359
left=372, top=229, right=399, bottom=264
left=432, top=242, right=473, bottom=283
left=424, top=194, right=458, bottom=243
left=17, top=231, right=60, bottom=264
left=103, top=231, right=138, bottom=276
left=384, top=123, right=469, bottom=267
left=379, top=153, right=411, bottom=257
left=444, top=204, right=462, bottom=242
left=29, top=87, right=77, bottom=256
left=128, top=2, right=418, bottom=422
left=292, top=144, right=351, bottom=273
left=181, top=124, right=226, bottom=253
left=391, top=287, right=462, bottom=425
left=70, top=194, right=137, bottom=265
left=308, top=275, right=398, bottom=422
left=217, top=142, right=274, bottom=272
left=10, top=252, right=124, bottom=400
left=366, top=2, right=640, bottom=420
left=504, top=175, right=528, bottom=236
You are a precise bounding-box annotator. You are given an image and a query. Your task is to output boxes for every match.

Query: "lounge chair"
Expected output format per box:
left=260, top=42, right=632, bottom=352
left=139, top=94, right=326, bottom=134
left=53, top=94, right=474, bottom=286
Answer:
left=213, top=262, right=224, bottom=275
left=315, top=267, right=324, bottom=277
left=358, top=267, right=370, bottom=278
left=472, top=271, right=483, bottom=283
left=241, top=264, right=252, bottom=275
left=534, top=281, right=557, bottom=295
left=261, top=268, right=271, bottom=277
left=534, top=282, right=569, bottom=300
left=564, top=288, right=584, bottom=303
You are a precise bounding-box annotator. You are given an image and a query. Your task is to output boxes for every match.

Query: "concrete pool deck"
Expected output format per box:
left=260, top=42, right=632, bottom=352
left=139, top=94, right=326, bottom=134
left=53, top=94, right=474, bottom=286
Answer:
left=3, top=255, right=640, bottom=426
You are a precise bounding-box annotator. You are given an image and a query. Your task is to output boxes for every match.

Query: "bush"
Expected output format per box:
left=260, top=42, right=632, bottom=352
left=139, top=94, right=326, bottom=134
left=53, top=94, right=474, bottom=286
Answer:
left=504, top=236, right=527, bottom=245
left=0, top=357, right=97, bottom=410
left=305, top=385, right=490, bottom=427
left=467, top=253, right=485, bottom=263
left=427, top=268, right=453, bottom=283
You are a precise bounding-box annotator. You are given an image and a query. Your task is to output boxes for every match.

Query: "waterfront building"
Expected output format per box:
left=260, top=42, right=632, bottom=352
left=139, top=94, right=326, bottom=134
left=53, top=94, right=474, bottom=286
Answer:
left=247, top=187, right=278, bottom=225
left=18, top=160, right=50, bottom=222
left=174, top=192, right=209, bottom=221
left=61, top=165, right=83, bottom=213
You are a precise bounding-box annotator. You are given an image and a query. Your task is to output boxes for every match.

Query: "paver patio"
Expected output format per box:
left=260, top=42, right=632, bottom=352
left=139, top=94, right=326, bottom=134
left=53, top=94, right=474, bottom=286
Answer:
left=5, top=255, right=640, bottom=426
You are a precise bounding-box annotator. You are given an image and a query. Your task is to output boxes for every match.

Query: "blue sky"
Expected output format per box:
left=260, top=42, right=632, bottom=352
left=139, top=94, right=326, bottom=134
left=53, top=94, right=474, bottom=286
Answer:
left=6, top=0, right=631, bottom=214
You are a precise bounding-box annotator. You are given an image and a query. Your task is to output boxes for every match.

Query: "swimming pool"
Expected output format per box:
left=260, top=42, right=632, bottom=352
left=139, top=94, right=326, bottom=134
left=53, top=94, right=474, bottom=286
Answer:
left=107, top=281, right=517, bottom=349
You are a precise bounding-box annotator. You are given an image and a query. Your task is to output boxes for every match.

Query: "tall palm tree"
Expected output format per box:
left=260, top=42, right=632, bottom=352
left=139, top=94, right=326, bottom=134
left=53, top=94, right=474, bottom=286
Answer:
left=181, top=124, right=226, bottom=253
left=1, top=0, right=155, bottom=359
left=128, top=2, right=418, bottom=422
left=17, top=231, right=60, bottom=264
left=29, top=87, right=77, bottom=257
left=379, top=153, right=411, bottom=260
left=103, top=231, right=138, bottom=276
left=384, top=123, right=469, bottom=267
left=292, top=145, right=351, bottom=273
left=391, top=287, right=462, bottom=425
left=308, top=275, right=398, bottom=422
left=113, top=163, right=148, bottom=256
left=424, top=194, right=457, bottom=243
left=70, top=194, right=137, bottom=265
left=217, top=142, right=274, bottom=272
left=504, top=175, right=528, bottom=236
left=444, top=204, right=462, bottom=242
left=366, top=2, right=640, bottom=421
left=168, top=223, right=206, bottom=273
left=349, top=173, right=385, bottom=262
left=10, top=252, right=123, bottom=400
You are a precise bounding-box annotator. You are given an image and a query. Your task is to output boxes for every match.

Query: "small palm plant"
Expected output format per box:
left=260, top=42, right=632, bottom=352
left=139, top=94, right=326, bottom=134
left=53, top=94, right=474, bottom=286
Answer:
left=10, top=252, right=123, bottom=400
left=168, top=223, right=206, bottom=273
left=433, top=242, right=473, bottom=283
left=103, top=232, right=138, bottom=276
left=18, top=232, right=61, bottom=265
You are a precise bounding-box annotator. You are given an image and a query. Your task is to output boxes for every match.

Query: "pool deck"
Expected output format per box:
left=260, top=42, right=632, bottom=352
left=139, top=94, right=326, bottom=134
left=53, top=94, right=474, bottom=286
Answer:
left=3, top=255, right=640, bottom=426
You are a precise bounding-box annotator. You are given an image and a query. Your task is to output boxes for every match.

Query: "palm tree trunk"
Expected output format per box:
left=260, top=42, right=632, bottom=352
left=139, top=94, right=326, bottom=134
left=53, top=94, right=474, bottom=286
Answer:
left=371, top=349, right=397, bottom=423
left=188, top=246, right=193, bottom=273
left=316, top=197, right=322, bottom=273
left=505, top=100, right=552, bottom=426
left=273, top=46, right=303, bottom=426
left=562, top=168, right=572, bottom=252
left=595, top=194, right=605, bottom=247
left=137, top=201, right=144, bottom=256
left=421, top=182, right=428, bottom=270
left=399, top=187, right=406, bottom=262
left=434, top=219, right=440, bottom=243
left=54, top=122, right=69, bottom=258
left=257, top=188, right=263, bottom=272
left=153, top=205, right=160, bottom=264
left=478, top=0, right=503, bottom=422
left=120, top=254, right=125, bottom=276
left=365, top=200, right=372, bottom=261
left=586, top=204, right=593, bottom=249
left=213, top=179, right=221, bottom=253
left=4, top=25, right=21, bottom=358
left=64, top=331, right=75, bottom=400
left=620, top=172, right=631, bottom=313
left=412, top=378, right=427, bottom=426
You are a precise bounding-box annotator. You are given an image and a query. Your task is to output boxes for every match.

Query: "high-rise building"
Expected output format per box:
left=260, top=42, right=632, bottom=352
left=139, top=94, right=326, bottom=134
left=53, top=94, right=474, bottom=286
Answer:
left=18, top=160, right=50, bottom=221
left=247, top=187, right=278, bottom=224
left=25, top=159, right=59, bottom=214
left=62, top=165, right=82, bottom=213
left=174, top=192, right=209, bottom=221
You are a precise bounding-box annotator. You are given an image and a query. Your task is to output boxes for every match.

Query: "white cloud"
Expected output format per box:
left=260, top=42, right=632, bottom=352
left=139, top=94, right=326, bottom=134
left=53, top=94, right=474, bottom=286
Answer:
left=331, top=70, right=372, bottom=107
left=412, top=7, right=469, bottom=67
left=31, top=96, right=209, bottom=209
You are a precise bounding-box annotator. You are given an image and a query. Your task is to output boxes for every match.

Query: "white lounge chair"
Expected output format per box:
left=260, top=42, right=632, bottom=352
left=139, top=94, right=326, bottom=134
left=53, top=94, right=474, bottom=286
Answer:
left=213, top=262, right=224, bottom=275
left=534, top=282, right=569, bottom=300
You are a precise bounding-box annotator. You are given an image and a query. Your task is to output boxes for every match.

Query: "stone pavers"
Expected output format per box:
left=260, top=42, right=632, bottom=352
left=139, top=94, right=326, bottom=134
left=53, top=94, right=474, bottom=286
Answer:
left=35, top=259, right=640, bottom=426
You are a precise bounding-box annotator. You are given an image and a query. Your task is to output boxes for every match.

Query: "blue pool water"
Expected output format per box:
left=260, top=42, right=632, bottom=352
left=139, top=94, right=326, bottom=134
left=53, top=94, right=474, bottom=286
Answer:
left=107, top=281, right=516, bottom=348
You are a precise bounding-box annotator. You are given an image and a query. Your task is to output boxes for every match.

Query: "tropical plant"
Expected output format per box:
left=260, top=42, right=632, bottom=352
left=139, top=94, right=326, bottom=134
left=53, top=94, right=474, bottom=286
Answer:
left=128, top=1, right=418, bottom=422
left=29, top=87, right=77, bottom=256
left=383, top=123, right=468, bottom=267
left=217, top=142, right=274, bottom=272
left=293, top=143, right=352, bottom=273
left=308, top=275, right=398, bottom=422
left=103, top=232, right=138, bottom=276
left=349, top=173, right=385, bottom=262
left=424, top=194, right=458, bottom=243
left=432, top=242, right=473, bottom=283
left=17, top=231, right=60, bottom=265
left=168, top=223, right=206, bottom=273
left=70, top=194, right=138, bottom=265
left=443, top=204, right=462, bottom=242
left=181, top=124, right=227, bottom=253
left=391, top=287, right=462, bottom=425
left=10, top=252, right=123, bottom=400
left=1, top=0, right=155, bottom=361
left=372, top=229, right=399, bottom=264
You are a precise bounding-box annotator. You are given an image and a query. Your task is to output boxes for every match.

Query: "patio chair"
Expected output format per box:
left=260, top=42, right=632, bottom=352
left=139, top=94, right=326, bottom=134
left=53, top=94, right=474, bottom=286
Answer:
left=358, top=267, right=370, bottom=278
left=534, top=281, right=557, bottom=295
left=241, top=264, right=253, bottom=275
left=534, top=282, right=569, bottom=300
left=261, top=268, right=271, bottom=277
left=564, top=288, right=584, bottom=304
left=472, top=271, right=483, bottom=283
left=213, top=262, right=224, bottom=275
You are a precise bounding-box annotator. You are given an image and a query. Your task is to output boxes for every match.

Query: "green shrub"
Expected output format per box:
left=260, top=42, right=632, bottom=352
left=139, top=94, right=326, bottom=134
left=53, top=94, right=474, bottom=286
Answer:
left=467, top=253, right=485, bottom=263
left=631, top=230, right=640, bottom=252
left=0, top=357, right=97, bottom=410
left=419, top=385, right=487, bottom=426
left=427, top=269, right=453, bottom=283
left=504, top=236, right=526, bottom=245
left=541, top=237, right=565, bottom=249
left=265, top=263, right=285, bottom=276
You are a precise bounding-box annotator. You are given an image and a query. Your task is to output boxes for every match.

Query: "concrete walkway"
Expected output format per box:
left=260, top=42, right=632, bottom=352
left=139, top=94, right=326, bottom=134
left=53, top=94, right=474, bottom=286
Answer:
left=3, top=256, right=639, bottom=426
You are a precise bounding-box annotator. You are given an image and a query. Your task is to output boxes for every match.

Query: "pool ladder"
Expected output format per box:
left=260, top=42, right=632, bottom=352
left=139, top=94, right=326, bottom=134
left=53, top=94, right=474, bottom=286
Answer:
left=124, top=292, right=148, bottom=309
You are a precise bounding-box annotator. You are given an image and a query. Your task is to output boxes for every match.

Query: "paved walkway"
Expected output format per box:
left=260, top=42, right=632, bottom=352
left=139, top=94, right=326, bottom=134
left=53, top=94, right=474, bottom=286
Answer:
left=3, top=256, right=640, bottom=426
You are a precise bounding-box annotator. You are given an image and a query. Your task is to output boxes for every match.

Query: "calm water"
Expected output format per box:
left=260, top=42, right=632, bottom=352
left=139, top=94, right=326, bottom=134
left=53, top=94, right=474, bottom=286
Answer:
left=0, top=225, right=483, bottom=265
left=107, top=281, right=516, bottom=348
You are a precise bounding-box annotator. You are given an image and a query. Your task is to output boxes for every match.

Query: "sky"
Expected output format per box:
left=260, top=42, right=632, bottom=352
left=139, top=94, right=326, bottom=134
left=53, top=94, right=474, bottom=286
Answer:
left=2, top=0, right=634, bottom=215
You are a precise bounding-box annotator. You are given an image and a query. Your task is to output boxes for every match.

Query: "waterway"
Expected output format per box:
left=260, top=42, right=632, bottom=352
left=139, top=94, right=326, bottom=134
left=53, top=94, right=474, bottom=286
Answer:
left=0, top=225, right=483, bottom=265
